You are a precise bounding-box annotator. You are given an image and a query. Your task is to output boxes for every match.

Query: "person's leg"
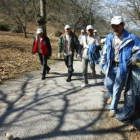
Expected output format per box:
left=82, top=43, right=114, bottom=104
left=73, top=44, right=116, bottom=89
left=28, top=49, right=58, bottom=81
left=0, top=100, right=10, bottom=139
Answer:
left=104, top=67, right=116, bottom=98
left=89, top=62, right=97, bottom=85
left=42, top=55, right=47, bottom=80
left=64, top=55, right=68, bottom=68
left=81, top=58, right=88, bottom=87
left=46, top=56, right=50, bottom=73
left=38, top=53, right=43, bottom=65
left=110, top=67, right=125, bottom=111
left=80, top=45, right=83, bottom=59
left=77, top=45, right=82, bottom=59
left=66, top=54, right=74, bottom=82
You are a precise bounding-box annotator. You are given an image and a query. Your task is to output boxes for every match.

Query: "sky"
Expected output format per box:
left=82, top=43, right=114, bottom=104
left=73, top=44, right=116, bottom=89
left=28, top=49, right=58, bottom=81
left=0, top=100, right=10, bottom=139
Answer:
left=102, top=0, right=117, bottom=5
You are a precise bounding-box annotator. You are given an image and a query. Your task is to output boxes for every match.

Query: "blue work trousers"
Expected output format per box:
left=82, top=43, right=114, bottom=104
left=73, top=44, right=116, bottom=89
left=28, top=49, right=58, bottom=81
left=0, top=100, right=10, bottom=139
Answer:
left=104, top=66, right=125, bottom=111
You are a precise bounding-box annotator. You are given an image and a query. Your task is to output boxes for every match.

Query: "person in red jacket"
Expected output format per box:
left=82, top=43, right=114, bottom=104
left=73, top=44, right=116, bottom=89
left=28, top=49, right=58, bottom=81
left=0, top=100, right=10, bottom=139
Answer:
left=32, top=28, right=52, bottom=80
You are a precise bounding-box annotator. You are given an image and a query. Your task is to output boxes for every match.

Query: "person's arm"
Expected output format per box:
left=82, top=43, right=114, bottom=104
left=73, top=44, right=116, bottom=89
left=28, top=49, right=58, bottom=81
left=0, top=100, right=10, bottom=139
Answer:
left=99, top=41, right=107, bottom=68
left=46, top=36, right=52, bottom=56
left=127, top=34, right=140, bottom=66
left=74, top=35, right=79, bottom=53
left=32, top=37, right=35, bottom=54
left=58, top=36, right=63, bottom=53
left=131, top=35, right=140, bottom=60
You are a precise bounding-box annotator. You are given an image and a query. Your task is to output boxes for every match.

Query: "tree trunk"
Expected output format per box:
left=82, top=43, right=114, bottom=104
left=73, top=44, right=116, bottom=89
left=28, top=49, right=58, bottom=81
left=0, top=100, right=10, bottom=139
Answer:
left=22, top=26, right=27, bottom=38
left=73, top=26, right=76, bottom=34
left=40, top=0, right=47, bottom=35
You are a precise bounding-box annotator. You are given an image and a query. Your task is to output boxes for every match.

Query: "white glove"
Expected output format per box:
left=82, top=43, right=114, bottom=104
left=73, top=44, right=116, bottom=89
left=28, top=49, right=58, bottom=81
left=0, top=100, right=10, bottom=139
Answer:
left=127, top=57, right=137, bottom=66
left=58, top=53, right=61, bottom=58
left=131, top=57, right=137, bottom=65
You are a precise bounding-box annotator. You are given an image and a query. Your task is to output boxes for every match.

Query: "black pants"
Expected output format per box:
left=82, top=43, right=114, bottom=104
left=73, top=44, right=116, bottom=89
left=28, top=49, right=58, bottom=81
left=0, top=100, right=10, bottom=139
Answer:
left=38, top=53, right=50, bottom=76
left=64, top=54, right=74, bottom=76
left=78, top=45, right=83, bottom=55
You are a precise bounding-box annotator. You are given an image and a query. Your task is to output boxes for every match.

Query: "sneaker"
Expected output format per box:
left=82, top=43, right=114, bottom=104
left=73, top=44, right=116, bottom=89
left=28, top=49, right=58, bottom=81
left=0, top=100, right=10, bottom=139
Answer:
left=81, top=83, right=88, bottom=88
left=77, top=54, right=80, bottom=58
left=107, top=97, right=112, bottom=105
left=77, top=54, right=81, bottom=60
left=108, top=110, right=116, bottom=117
left=93, top=79, right=97, bottom=85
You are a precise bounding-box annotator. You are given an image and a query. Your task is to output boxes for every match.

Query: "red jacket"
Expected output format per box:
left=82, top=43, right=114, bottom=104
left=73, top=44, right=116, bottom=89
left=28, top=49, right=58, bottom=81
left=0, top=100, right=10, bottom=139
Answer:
left=32, top=35, right=52, bottom=56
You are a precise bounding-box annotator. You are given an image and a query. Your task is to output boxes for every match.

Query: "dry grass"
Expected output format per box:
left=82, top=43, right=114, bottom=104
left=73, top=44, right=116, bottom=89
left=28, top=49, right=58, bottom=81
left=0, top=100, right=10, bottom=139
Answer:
left=0, top=24, right=61, bottom=83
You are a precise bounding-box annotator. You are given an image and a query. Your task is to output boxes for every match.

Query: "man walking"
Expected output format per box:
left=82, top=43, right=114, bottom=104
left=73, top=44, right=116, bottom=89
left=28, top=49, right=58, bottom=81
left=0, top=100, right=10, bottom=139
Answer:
left=58, top=25, right=79, bottom=82
left=77, top=29, right=85, bottom=60
left=100, top=16, right=140, bottom=117
left=32, top=28, right=52, bottom=80
left=80, top=25, right=99, bottom=88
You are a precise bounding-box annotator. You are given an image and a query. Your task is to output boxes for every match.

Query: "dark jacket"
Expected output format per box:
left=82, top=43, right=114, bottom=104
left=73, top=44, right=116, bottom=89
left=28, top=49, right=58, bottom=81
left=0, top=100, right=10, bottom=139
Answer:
left=58, top=31, right=79, bottom=54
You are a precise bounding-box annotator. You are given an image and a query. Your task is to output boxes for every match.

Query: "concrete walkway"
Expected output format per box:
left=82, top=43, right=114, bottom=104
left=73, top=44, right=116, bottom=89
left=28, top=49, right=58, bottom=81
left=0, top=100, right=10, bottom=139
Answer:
left=0, top=60, right=130, bottom=140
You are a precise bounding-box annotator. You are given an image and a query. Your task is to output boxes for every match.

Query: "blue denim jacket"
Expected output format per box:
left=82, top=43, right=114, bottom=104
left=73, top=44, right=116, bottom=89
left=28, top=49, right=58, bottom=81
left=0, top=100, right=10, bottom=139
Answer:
left=100, top=29, right=140, bottom=79
left=87, top=44, right=100, bottom=64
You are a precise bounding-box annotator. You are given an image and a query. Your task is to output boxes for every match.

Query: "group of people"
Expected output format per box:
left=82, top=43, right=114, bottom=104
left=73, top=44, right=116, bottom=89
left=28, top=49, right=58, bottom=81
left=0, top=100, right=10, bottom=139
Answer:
left=32, top=16, right=140, bottom=117
left=58, top=24, right=100, bottom=86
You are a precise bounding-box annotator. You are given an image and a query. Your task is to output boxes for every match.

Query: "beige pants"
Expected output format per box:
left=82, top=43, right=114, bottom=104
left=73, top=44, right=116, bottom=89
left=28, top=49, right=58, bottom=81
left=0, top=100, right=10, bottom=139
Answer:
left=82, top=57, right=96, bottom=83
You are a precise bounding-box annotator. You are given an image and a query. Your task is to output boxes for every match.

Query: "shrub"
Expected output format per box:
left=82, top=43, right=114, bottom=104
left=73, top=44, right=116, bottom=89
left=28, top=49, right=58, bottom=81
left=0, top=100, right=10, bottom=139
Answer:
left=0, top=22, right=9, bottom=31
left=10, top=27, right=23, bottom=33
left=54, top=30, right=62, bottom=37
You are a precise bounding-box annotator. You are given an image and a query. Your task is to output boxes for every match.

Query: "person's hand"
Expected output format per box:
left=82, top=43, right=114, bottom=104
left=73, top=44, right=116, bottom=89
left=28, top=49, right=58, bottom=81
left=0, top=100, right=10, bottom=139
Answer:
left=99, top=67, right=105, bottom=75
left=58, top=53, right=61, bottom=58
left=127, top=57, right=137, bottom=66
left=86, top=45, right=89, bottom=49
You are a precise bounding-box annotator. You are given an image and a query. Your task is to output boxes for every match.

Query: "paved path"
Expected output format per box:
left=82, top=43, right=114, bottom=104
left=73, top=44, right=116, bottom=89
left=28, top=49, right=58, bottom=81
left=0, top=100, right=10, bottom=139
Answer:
left=0, top=60, right=130, bottom=140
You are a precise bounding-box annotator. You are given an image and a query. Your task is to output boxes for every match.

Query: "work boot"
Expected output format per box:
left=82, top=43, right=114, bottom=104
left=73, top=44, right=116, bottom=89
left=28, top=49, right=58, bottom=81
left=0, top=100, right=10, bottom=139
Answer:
left=66, top=75, right=71, bottom=82
left=107, top=97, right=112, bottom=105
left=42, top=75, right=46, bottom=80
left=46, top=68, right=50, bottom=74
left=108, top=110, right=116, bottom=117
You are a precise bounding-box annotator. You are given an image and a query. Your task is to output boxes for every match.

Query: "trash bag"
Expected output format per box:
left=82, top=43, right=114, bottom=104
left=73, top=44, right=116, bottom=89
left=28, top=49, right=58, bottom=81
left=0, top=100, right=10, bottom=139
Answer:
left=132, top=118, right=140, bottom=130
left=116, top=66, right=140, bottom=123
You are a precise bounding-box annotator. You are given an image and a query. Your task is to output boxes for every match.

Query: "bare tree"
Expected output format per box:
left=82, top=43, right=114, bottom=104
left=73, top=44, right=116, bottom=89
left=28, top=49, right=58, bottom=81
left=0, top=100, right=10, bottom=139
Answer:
left=0, top=0, right=36, bottom=38
left=46, top=0, right=98, bottom=33
left=120, top=0, right=140, bottom=27
left=37, top=0, right=47, bottom=35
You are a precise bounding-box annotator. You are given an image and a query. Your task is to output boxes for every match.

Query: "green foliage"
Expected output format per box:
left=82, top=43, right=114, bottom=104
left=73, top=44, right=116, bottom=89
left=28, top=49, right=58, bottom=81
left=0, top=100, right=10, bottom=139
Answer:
left=0, top=22, right=9, bottom=31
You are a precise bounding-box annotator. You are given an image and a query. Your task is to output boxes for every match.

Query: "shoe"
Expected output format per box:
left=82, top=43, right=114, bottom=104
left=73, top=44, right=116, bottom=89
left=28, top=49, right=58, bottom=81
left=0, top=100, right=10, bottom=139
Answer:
left=81, top=83, right=88, bottom=88
left=66, top=75, right=71, bottom=82
left=77, top=54, right=81, bottom=60
left=107, top=97, right=112, bottom=105
left=47, top=68, right=50, bottom=74
left=77, top=54, right=80, bottom=58
left=93, top=79, right=97, bottom=85
left=108, top=110, right=116, bottom=117
left=42, top=75, right=46, bottom=80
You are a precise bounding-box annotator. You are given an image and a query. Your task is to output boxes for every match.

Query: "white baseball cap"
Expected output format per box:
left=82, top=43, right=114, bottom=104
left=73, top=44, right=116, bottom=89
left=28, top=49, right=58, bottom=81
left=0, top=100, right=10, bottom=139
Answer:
left=86, top=25, right=94, bottom=30
left=94, top=29, right=97, bottom=32
left=36, top=28, right=43, bottom=34
left=81, top=29, right=84, bottom=33
left=64, top=25, right=70, bottom=30
left=111, top=16, right=124, bottom=25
